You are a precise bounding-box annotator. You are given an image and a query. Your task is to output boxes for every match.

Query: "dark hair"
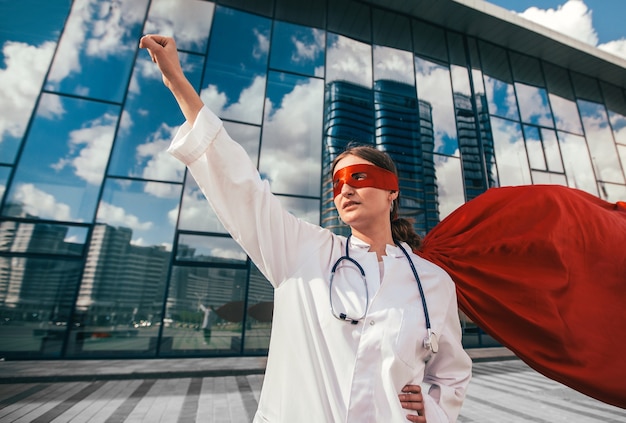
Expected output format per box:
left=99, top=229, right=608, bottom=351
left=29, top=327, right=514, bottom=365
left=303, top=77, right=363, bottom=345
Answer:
left=331, top=145, right=422, bottom=251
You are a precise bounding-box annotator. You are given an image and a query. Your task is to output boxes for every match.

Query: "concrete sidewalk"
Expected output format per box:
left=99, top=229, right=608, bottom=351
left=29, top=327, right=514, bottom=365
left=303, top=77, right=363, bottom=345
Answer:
left=0, top=348, right=624, bottom=422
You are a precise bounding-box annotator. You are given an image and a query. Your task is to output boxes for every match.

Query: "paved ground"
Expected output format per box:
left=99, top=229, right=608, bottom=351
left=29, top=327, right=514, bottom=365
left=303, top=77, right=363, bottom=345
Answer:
left=0, top=350, right=624, bottom=422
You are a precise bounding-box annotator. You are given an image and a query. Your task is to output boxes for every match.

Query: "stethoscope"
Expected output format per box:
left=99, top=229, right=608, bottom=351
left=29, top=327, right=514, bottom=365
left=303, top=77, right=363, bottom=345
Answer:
left=329, top=236, right=438, bottom=353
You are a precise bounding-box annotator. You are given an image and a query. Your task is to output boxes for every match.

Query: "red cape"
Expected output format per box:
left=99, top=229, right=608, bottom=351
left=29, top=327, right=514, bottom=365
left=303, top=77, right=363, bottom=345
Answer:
left=418, top=185, right=626, bottom=409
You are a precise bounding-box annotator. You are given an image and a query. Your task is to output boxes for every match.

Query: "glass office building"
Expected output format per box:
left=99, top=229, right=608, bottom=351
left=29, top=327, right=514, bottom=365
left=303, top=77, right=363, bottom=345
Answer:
left=1, top=0, right=625, bottom=359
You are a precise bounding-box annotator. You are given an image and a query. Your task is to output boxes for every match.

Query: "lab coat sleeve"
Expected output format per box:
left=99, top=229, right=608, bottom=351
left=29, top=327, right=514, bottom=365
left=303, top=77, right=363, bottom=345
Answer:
left=167, top=106, right=328, bottom=286
left=421, top=281, right=472, bottom=422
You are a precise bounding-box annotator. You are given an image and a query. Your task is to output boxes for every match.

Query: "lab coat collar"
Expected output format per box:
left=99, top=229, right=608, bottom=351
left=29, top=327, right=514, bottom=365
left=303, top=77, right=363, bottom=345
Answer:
left=349, top=235, right=407, bottom=259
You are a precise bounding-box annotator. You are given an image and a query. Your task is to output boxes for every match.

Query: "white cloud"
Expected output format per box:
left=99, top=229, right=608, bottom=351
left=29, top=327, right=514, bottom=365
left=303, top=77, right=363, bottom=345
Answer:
left=259, top=78, right=324, bottom=196
left=97, top=201, right=153, bottom=231
left=518, top=0, right=597, bottom=45
left=136, top=122, right=185, bottom=198
left=144, top=0, right=214, bottom=51
left=515, top=0, right=626, bottom=60
left=326, top=34, right=372, bottom=87
left=0, top=41, right=58, bottom=142
left=200, top=75, right=266, bottom=124
left=597, top=39, right=626, bottom=60
left=52, top=113, right=118, bottom=185
left=12, top=184, right=74, bottom=221
left=374, top=45, right=414, bottom=85
left=48, top=0, right=148, bottom=85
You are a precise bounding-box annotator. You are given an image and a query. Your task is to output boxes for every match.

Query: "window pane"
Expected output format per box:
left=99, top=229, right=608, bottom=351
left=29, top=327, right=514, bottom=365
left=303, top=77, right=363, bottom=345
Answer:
left=275, top=195, right=320, bottom=225
left=2, top=94, right=119, bottom=222
left=144, top=0, right=214, bottom=54
left=415, top=57, right=459, bottom=156
left=516, top=83, right=553, bottom=127
left=327, top=0, right=371, bottom=43
left=244, top=263, right=273, bottom=354
left=0, top=0, right=70, bottom=163
left=601, top=82, right=626, bottom=145
left=96, top=178, right=181, bottom=247
left=326, top=33, right=372, bottom=87
left=531, top=171, right=567, bottom=185
left=275, top=0, right=326, bottom=29
left=259, top=72, right=324, bottom=197
left=491, top=117, right=531, bottom=186
left=373, top=45, right=415, bottom=86
left=161, top=266, right=248, bottom=355
left=578, top=100, right=624, bottom=183
left=223, top=122, right=261, bottom=167
left=372, top=9, right=411, bottom=51
left=0, top=257, right=82, bottom=357
left=201, top=6, right=270, bottom=125
left=523, top=125, right=546, bottom=170
left=0, top=221, right=87, bottom=256
left=484, top=76, right=519, bottom=120
left=559, top=132, right=598, bottom=196
left=509, top=52, right=543, bottom=86
left=45, top=0, right=150, bottom=103
left=479, top=41, right=512, bottom=83
left=0, top=166, right=9, bottom=201
left=412, top=20, right=447, bottom=62
left=549, top=93, right=583, bottom=134
left=598, top=182, right=626, bottom=203
left=434, top=154, right=464, bottom=221
left=176, top=234, right=247, bottom=265
left=270, top=21, right=325, bottom=77
left=571, top=72, right=602, bottom=103
left=108, top=51, right=203, bottom=180
left=178, top=176, right=227, bottom=234
left=541, top=128, right=564, bottom=173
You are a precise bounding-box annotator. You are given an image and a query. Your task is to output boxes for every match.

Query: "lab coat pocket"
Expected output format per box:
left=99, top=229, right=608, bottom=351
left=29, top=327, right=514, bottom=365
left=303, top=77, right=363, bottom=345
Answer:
left=391, top=306, right=423, bottom=370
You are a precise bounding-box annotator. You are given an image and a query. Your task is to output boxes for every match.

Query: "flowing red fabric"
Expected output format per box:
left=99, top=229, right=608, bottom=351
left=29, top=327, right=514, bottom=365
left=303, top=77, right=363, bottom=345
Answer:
left=417, top=185, right=626, bottom=408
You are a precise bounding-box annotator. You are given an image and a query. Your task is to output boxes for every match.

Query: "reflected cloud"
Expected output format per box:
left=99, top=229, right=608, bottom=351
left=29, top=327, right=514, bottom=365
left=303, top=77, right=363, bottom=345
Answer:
left=578, top=100, right=625, bottom=183
left=484, top=76, right=518, bottom=120
left=97, top=201, right=153, bottom=231
left=515, top=83, right=552, bottom=127
left=415, top=58, right=458, bottom=154
left=51, top=113, right=117, bottom=185
left=0, top=41, right=57, bottom=141
left=433, top=155, right=465, bottom=219
left=136, top=123, right=185, bottom=197
left=326, top=34, right=372, bottom=87
left=549, top=93, right=583, bottom=134
left=292, top=28, right=325, bottom=63
left=175, top=185, right=226, bottom=233
left=144, top=0, right=214, bottom=52
left=201, top=76, right=266, bottom=123
left=47, top=0, right=147, bottom=85
left=260, top=77, right=323, bottom=196
left=13, top=183, right=73, bottom=221
left=374, top=45, right=414, bottom=85
left=490, top=117, right=532, bottom=186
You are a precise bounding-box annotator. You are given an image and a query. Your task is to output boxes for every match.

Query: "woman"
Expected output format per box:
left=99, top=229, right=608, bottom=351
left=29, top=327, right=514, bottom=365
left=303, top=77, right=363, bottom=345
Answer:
left=140, top=34, right=472, bottom=422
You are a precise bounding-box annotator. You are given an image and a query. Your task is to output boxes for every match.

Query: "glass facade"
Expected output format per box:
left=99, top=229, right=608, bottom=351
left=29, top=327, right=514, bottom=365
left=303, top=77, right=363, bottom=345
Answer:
left=0, top=0, right=624, bottom=359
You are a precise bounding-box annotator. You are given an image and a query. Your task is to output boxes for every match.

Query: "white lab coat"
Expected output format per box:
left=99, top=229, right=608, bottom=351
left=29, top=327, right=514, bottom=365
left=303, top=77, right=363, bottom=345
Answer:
left=168, top=106, right=472, bottom=422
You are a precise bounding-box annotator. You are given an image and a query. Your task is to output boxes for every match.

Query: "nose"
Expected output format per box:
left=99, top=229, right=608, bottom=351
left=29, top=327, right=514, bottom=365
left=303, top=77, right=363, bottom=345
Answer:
left=340, top=181, right=355, bottom=196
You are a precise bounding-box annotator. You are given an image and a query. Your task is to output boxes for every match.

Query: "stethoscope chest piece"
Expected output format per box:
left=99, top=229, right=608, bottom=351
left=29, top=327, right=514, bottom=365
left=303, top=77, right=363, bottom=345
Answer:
left=424, top=331, right=439, bottom=353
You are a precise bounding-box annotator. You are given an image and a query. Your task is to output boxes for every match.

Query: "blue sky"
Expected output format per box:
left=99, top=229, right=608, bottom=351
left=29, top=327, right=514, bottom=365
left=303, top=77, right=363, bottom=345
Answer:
left=487, top=0, right=626, bottom=59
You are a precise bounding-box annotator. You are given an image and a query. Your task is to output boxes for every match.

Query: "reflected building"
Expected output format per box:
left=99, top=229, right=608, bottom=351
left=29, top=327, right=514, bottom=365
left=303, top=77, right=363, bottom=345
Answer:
left=0, top=0, right=625, bottom=359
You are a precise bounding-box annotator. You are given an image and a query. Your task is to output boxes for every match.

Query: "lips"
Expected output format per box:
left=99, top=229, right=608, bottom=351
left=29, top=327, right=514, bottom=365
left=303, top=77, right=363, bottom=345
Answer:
left=343, top=200, right=359, bottom=209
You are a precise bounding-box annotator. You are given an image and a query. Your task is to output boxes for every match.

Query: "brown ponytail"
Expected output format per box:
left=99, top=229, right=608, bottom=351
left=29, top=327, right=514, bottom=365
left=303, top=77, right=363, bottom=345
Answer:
left=332, top=144, right=422, bottom=251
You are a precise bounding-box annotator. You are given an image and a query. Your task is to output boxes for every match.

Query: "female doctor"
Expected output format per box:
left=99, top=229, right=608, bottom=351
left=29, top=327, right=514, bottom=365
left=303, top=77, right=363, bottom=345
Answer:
left=140, top=34, right=472, bottom=422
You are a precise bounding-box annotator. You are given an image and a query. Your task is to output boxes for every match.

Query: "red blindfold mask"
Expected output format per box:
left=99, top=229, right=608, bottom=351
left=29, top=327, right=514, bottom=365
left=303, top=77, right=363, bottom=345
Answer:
left=333, top=163, right=399, bottom=198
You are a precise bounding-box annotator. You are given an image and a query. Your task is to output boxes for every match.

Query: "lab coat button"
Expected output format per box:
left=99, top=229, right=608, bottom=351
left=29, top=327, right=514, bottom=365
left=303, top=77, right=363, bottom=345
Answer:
left=369, top=320, right=375, bottom=326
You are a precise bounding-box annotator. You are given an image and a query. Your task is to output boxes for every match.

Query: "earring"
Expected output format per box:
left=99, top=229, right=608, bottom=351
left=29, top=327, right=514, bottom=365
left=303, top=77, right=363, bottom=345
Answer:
left=390, top=200, right=394, bottom=212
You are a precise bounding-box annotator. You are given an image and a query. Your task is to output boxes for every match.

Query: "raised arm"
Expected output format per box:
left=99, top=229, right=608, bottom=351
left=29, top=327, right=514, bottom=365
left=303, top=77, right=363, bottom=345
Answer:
left=139, top=35, right=203, bottom=126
